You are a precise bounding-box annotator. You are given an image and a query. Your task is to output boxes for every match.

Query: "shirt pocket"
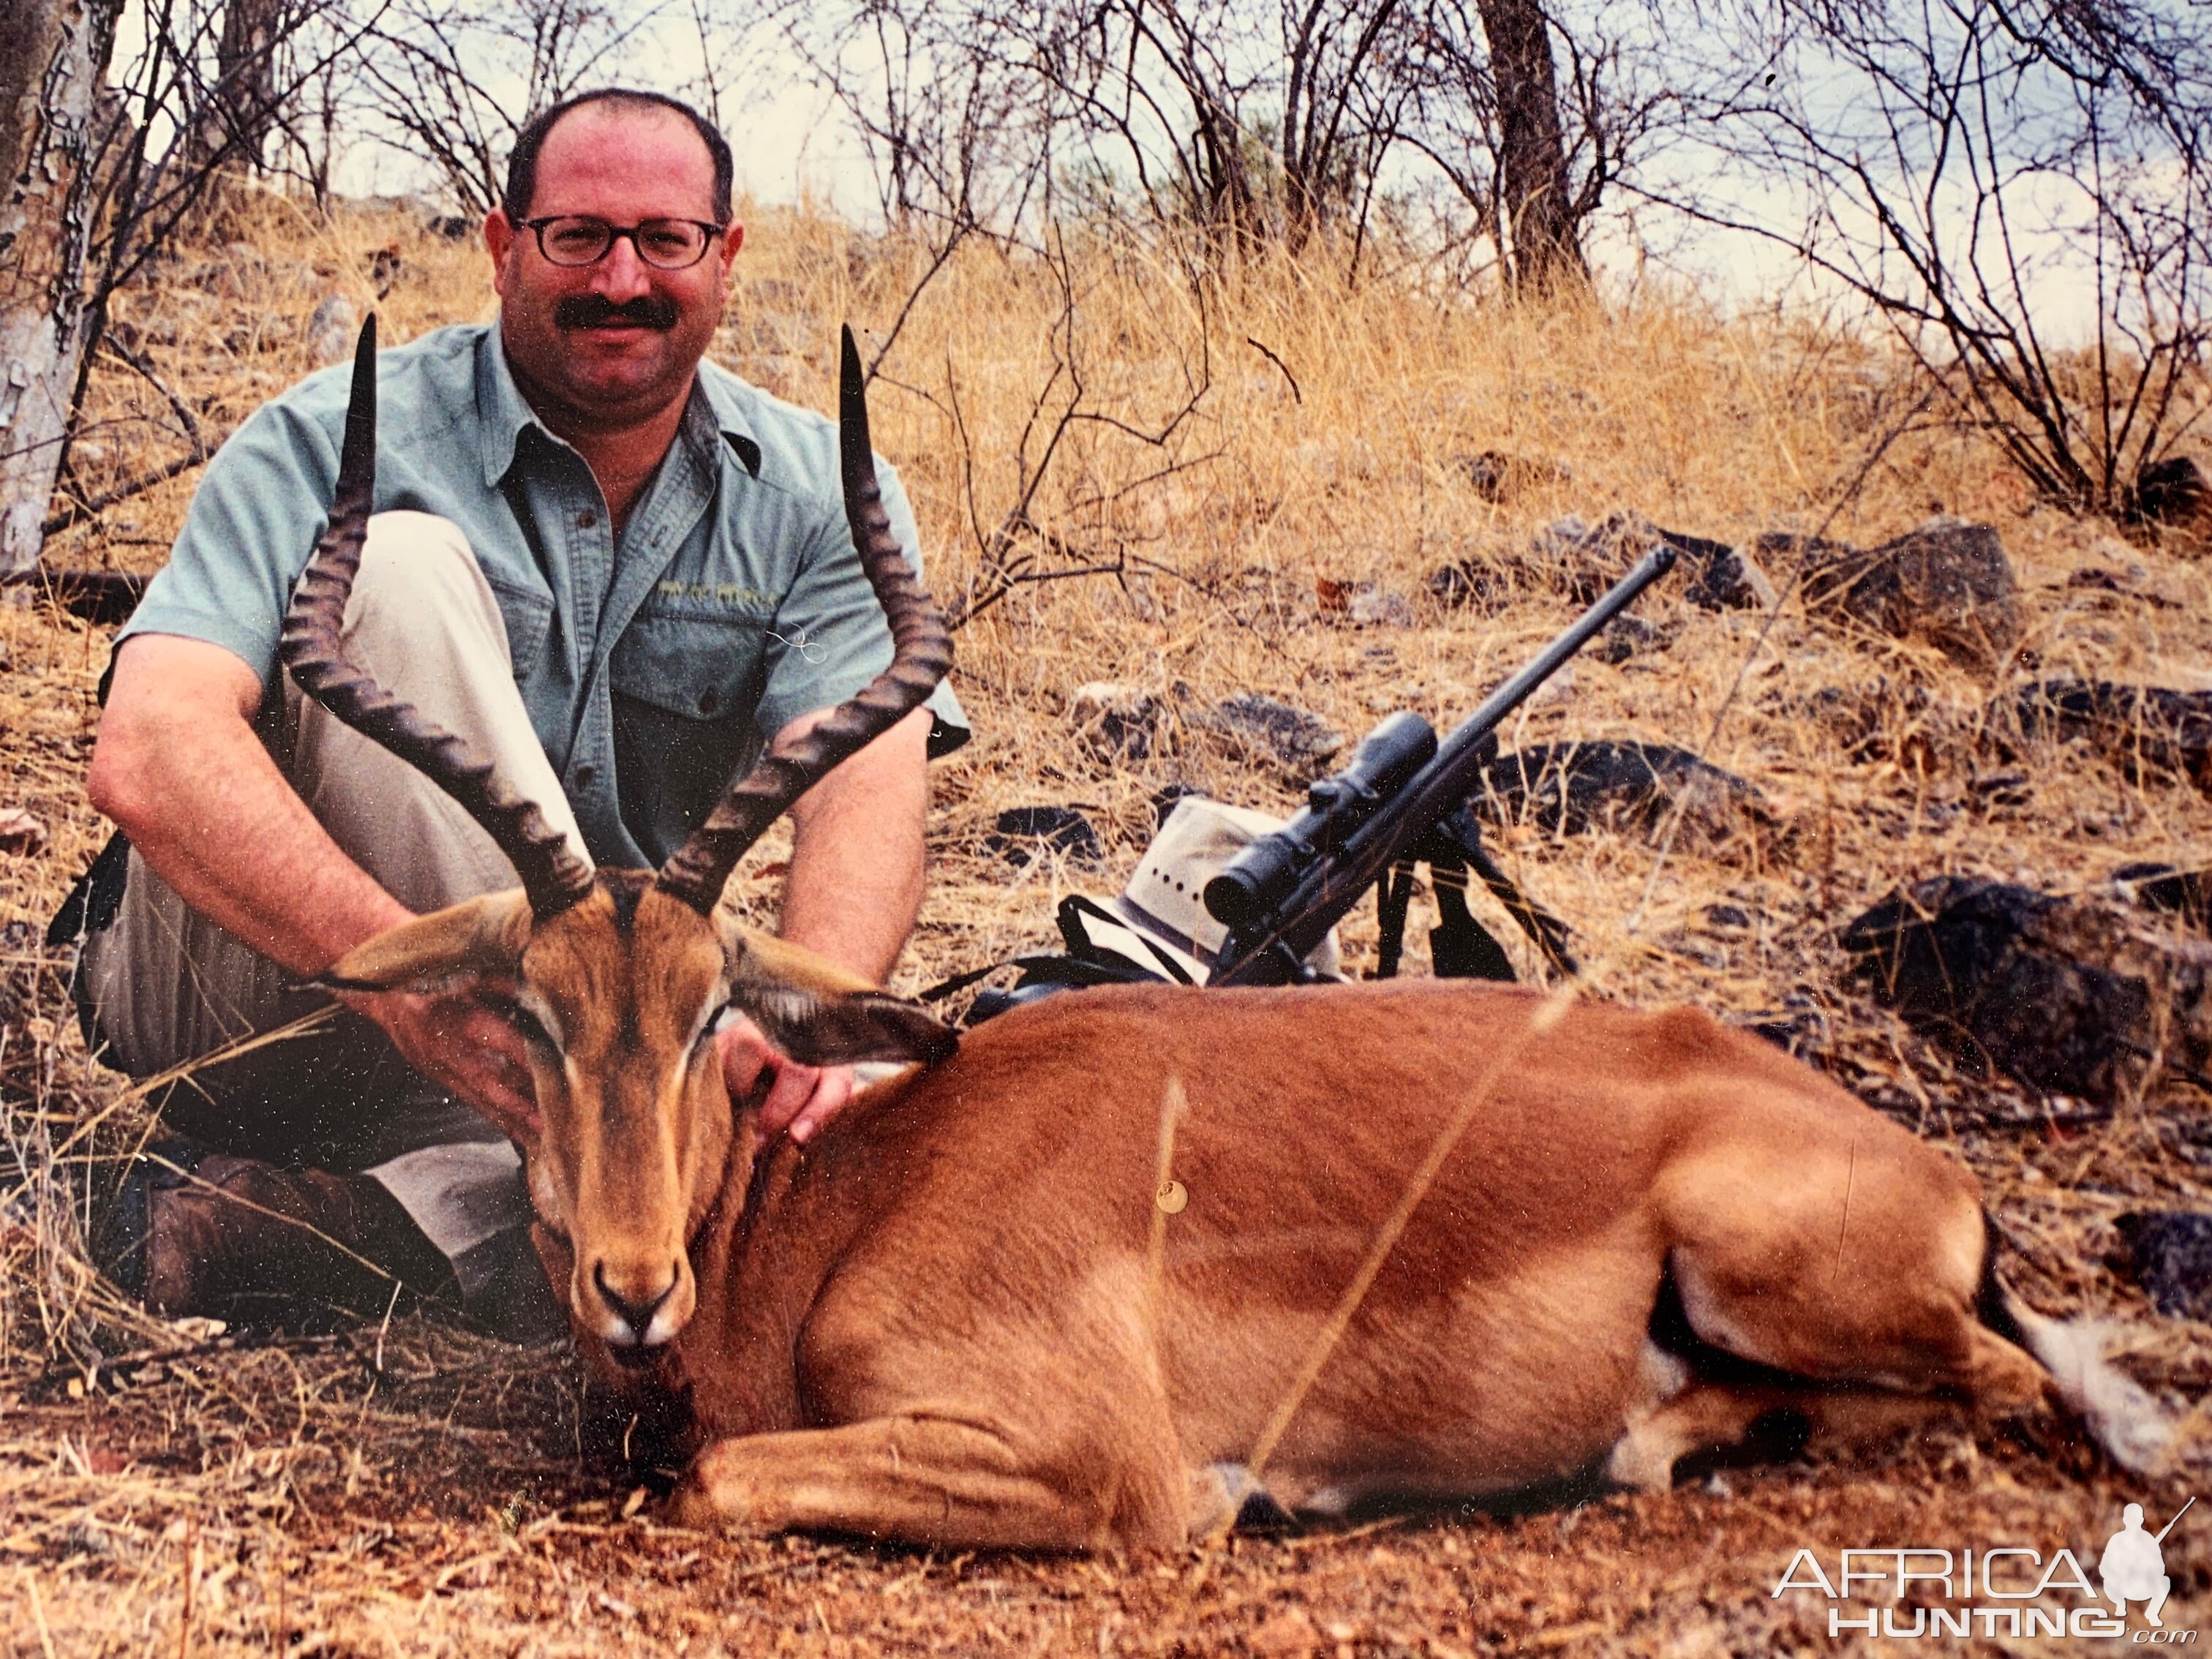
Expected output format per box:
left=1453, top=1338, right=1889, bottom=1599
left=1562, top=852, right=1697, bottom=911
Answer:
left=483, top=573, right=554, bottom=678
left=608, top=606, right=772, bottom=726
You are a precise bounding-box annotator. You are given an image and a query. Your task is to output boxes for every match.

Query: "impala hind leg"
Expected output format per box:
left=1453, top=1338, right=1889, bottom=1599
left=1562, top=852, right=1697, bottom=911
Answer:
left=1609, top=1378, right=1990, bottom=1491
left=667, top=1417, right=1189, bottom=1552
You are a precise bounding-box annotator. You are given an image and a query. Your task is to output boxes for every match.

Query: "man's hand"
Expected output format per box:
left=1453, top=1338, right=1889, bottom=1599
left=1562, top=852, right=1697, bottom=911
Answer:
left=718, top=1015, right=853, bottom=1145
left=344, top=983, right=542, bottom=1143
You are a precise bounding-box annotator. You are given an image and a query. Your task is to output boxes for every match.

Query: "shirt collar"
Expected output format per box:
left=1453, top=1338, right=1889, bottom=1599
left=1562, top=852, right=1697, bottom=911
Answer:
left=478, top=326, right=549, bottom=488
left=478, top=324, right=763, bottom=487
left=692, top=363, right=763, bottom=476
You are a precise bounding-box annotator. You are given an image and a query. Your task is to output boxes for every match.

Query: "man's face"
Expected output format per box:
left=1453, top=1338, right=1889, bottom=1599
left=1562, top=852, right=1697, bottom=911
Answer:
left=486, top=105, right=744, bottom=430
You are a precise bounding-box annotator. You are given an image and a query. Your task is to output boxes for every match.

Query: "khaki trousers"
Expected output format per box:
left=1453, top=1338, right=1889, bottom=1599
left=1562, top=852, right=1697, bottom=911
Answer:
left=81, top=513, right=588, bottom=1317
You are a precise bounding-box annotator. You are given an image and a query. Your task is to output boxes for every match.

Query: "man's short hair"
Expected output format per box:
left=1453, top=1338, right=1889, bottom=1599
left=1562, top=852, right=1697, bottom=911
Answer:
left=503, top=89, right=734, bottom=225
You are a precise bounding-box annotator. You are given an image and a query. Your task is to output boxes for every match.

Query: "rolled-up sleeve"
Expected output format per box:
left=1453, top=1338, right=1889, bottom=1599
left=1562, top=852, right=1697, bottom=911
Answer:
left=753, top=456, right=968, bottom=755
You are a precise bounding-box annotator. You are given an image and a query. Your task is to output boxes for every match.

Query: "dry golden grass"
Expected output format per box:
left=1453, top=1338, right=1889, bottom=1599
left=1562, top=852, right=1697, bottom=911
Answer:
left=4, top=191, right=2212, bottom=1653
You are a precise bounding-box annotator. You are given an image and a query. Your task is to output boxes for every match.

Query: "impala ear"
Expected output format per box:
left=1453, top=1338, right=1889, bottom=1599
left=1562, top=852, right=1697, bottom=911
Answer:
left=718, top=923, right=958, bottom=1066
left=317, top=890, right=535, bottom=991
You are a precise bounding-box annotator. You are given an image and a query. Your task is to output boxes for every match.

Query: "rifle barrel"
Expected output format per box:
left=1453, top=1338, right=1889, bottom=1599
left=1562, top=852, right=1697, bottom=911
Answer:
left=1213, top=543, right=1679, bottom=985
left=2156, top=1495, right=2194, bottom=1543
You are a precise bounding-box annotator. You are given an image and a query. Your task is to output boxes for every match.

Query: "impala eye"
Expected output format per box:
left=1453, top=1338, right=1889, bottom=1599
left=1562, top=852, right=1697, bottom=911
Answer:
left=694, top=1002, right=736, bottom=1054
left=495, top=996, right=560, bottom=1053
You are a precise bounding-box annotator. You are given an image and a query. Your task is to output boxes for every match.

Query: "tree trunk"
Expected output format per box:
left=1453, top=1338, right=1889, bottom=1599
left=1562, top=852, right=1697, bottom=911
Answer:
left=0, top=0, right=122, bottom=576
left=213, top=0, right=283, bottom=171
left=1472, top=0, right=1585, bottom=292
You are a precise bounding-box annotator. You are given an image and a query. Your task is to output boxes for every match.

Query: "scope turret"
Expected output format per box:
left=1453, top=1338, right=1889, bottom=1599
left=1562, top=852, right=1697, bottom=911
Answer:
left=1203, top=710, right=1438, bottom=934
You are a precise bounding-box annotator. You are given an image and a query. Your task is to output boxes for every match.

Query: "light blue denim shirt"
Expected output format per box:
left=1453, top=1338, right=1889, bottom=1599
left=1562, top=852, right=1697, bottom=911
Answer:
left=118, top=323, right=968, bottom=868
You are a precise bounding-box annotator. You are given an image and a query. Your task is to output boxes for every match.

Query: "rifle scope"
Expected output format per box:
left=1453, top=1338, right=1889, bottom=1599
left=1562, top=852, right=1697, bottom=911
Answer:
left=1203, top=710, right=1439, bottom=933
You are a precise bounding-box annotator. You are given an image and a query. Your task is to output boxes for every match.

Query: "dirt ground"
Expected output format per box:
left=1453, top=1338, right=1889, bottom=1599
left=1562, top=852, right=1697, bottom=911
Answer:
left=4, top=198, right=2211, bottom=1655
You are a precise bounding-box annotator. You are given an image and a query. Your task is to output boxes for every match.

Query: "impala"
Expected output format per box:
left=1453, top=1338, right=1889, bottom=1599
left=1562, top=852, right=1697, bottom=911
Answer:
left=287, top=324, right=2168, bottom=1551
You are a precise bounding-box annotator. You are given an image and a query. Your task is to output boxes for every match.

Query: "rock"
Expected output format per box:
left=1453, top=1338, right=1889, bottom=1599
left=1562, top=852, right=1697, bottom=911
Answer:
left=1680, top=538, right=1778, bottom=612
left=1192, top=694, right=1344, bottom=777
left=1804, top=676, right=1944, bottom=767
left=2112, top=862, right=2212, bottom=928
left=427, top=214, right=473, bottom=240
left=1459, top=448, right=1570, bottom=503
left=1067, top=680, right=1164, bottom=761
left=1470, top=741, right=1777, bottom=851
left=2012, top=680, right=2212, bottom=792
left=983, top=805, right=1102, bottom=868
left=306, top=293, right=356, bottom=366
left=2113, top=1211, right=2212, bottom=1320
left=1426, top=557, right=1511, bottom=611
left=1347, top=585, right=1413, bottom=628
left=1840, top=876, right=2212, bottom=1105
left=1737, top=993, right=1830, bottom=1061
left=1150, top=783, right=1208, bottom=827
left=1798, top=517, right=2023, bottom=672
left=0, top=809, right=45, bottom=856
left=1535, top=513, right=1774, bottom=612
left=2064, top=563, right=2181, bottom=608
left=2128, top=455, right=2212, bottom=550
left=1593, top=613, right=1674, bottom=665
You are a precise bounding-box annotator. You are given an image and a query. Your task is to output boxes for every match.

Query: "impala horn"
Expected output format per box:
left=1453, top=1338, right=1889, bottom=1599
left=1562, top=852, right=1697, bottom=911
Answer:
left=655, top=326, right=953, bottom=914
left=279, top=316, right=597, bottom=921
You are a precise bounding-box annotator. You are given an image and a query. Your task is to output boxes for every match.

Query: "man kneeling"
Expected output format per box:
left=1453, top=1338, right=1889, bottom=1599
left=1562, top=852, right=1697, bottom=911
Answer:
left=65, top=89, right=963, bottom=1335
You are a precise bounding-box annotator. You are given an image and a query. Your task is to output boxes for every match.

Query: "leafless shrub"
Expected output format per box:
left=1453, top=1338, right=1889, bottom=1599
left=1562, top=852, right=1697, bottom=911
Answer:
left=1654, top=0, right=2212, bottom=519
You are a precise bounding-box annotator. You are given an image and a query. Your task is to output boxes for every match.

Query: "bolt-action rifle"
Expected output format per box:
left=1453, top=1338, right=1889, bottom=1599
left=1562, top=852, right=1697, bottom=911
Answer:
left=952, top=546, right=1676, bottom=1020
left=1205, top=546, right=1677, bottom=987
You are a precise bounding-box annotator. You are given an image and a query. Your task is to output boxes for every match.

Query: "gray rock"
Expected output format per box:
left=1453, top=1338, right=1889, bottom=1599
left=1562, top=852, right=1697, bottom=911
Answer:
left=306, top=293, right=356, bottom=366
left=2010, top=680, right=2212, bottom=793
left=1536, top=512, right=1773, bottom=612
left=2128, top=455, right=2211, bottom=551
left=1347, top=585, right=1413, bottom=628
left=1470, top=741, right=1778, bottom=851
left=984, top=805, right=1102, bottom=867
left=1593, top=613, right=1674, bottom=665
left=1798, top=517, right=2023, bottom=672
left=1841, top=876, right=2212, bottom=1105
left=1426, top=557, right=1513, bottom=612
left=2113, top=1211, right=2212, bottom=1320
left=1194, top=693, right=1345, bottom=775
left=1068, top=680, right=1165, bottom=761
left=1682, top=541, right=1778, bottom=612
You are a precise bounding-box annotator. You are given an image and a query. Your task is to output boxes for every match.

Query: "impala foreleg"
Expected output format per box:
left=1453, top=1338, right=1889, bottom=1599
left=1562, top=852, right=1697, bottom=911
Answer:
left=666, top=1418, right=1187, bottom=1552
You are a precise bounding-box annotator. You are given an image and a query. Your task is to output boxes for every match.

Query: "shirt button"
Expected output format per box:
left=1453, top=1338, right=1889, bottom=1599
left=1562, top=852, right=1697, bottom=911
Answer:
left=698, top=689, right=721, bottom=715
left=576, top=510, right=598, bottom=529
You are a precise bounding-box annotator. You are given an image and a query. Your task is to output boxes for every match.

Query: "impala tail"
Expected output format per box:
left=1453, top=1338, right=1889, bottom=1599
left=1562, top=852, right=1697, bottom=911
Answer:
left=1979, top=1216, right=2175, bottom=1475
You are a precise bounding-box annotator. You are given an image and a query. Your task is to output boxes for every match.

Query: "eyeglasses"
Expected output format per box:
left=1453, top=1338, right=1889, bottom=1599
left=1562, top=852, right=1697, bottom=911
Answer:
left=516, top=215, right=727, bottom=270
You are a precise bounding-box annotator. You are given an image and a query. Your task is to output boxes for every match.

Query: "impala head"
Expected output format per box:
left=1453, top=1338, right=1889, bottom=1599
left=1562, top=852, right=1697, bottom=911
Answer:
left=283, top=318, right=955, bottom=1355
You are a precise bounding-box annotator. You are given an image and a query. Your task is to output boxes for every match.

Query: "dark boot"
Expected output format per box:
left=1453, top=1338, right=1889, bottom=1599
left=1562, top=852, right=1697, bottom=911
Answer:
left=103, top=1143, right=460, bottom=1330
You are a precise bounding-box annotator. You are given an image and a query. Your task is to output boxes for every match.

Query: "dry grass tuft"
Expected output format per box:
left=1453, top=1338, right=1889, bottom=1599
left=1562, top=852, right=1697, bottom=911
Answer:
left=4, top=196, right=2211, bottom=1652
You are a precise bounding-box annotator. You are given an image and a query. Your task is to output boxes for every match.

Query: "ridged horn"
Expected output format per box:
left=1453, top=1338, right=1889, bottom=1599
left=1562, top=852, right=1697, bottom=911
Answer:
left=655, top=325, right=952, bottom=914
left=279, top=316, right=596, bottom=922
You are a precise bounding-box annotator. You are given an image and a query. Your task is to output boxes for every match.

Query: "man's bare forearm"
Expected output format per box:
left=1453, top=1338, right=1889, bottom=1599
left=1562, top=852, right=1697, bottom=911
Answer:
left=87, top=635, right=410, bottom=977
left=776, top=707, right=931, bottom=983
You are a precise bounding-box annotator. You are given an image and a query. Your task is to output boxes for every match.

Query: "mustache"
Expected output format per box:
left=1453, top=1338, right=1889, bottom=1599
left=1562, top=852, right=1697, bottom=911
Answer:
left=554, top=293, right=680, bottom=331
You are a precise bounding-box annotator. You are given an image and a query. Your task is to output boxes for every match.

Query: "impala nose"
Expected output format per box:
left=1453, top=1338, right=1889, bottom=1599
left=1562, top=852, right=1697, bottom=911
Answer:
left=592, top=1260, right=679, bottom=1347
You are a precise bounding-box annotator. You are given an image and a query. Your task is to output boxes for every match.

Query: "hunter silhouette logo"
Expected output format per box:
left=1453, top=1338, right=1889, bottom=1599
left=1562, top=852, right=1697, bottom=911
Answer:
left=2102, top=1499, right=2191, bottom=1629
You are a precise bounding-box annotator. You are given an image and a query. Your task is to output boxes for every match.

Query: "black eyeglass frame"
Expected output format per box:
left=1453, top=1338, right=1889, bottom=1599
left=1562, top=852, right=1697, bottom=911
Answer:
left=515, top=215, right=730, bottom=270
